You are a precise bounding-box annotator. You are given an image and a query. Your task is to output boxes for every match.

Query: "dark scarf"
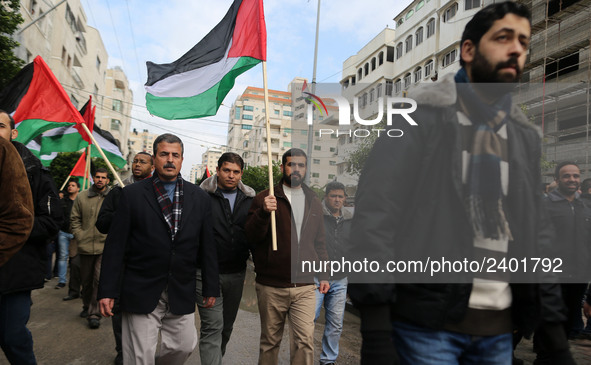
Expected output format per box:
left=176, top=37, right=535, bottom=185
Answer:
left=152, top=173, right=184, bottom=241
left=455, top=68, right=512, bottom=240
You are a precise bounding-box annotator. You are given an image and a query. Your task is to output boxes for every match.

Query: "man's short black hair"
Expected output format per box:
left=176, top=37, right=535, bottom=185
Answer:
left=94, top=167, right=109, bottom=177
left=0, top=109, right=15, bottom=129
left=282, top=148, right=307, bottom=165
left=460, top=2, right=531, bottom=66
left=581, top=178, right=591, bottom=194
left=325, top=181, right=346, bottom=196
left=554, top=161, right=579, bottom=179
left=153, top=133, right=184, bottom=156
left=218, top=152, right=244, bottom=170
left=68, top=179, right=81, bottom=189
left=135, top=151, right=152, bottom=159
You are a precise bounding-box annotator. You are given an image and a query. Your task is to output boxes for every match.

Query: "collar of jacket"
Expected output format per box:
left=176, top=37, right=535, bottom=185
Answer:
left=200, top=174, right=256, bottom=198
left=88, top=184, right=111, bottom=198
left=409, top=73, right=541, bottom=137
left=321, top=199, right=353, bottom=220
left=547, top=188, right=580, bottom=202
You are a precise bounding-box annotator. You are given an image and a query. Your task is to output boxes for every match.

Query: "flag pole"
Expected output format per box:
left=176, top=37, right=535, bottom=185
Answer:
left=60, top=175, right=72, bottom=191
left=79, top=123, right=125, bottom=187
left=83, top=147, right=90, bottom=190
left=262, top=61, right=277, bottom=251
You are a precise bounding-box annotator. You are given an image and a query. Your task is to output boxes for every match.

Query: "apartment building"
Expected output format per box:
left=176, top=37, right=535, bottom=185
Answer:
left=201, top=146, right=227, bottom=177
left=103, top=67, right=133, bottom=158
left=128, top=128, right=158, bottom=156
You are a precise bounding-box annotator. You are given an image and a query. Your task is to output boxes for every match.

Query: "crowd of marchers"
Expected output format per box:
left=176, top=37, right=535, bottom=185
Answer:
left=4, top=3, right=591, bottom=365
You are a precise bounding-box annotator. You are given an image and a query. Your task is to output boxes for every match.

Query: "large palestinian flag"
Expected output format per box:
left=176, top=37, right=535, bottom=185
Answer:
left=0, top=56, right=85, bottom=145
left=145, top=0, right=266, bottom=120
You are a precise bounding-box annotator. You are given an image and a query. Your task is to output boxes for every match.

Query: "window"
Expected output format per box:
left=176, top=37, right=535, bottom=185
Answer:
left=112, top=99, right=122, bottom=112
left=364, top=63, right=369, bottom=76
left=414, top=67, right=422, bottom=83
left=96, top=56, right=101, bottom=70
left=313, top=159, right=320, bottom=164
left=358, top=68, right=363, bottom=81
left=465, top=0, right=480, bottom=10
left=361, top=93, right=368, bottom=108
left=378, top=51, right=384, bottom=65
left=405, top=36, right=413, bottom=53
left=242, top=114, right=253, bottom=120
left=312, top=173, right=320, bottom=178
left=301, top=130, right=308, bottom=135
left=427, top=18, right=435, bottom=38
left=386, top=46, right=394, bottom=62
left=241, top=124, right=252, bottom=130
left=274, top=110, right=280, bottom=115
left=314, top=145, right=321, bottom=151
left=300, top=144, right=307, bottom=149
left=369, top=88, right=375, bottom=103
left=442, top=49, right=457, bottom=67
left=395, top=79, right=402, bottom=94
left=283, top=110, right=293, bottom=116
left=61, top=47, right=67, bottom=63
left=424, top=60, right=434, bottom=78
left=377, top=84, right=382, bottom=98
left=93, top=84, right=98, bottom=99
left=397, top=19, right=404, bottom=27
left=111, top=119, right=121, bottom=131
left=416, top=0, right=425, bottom=10
left=329, top=161, right=336, bottom=166
left=416, top=27, right=424, bottom=46
left=328, top=174, right=335, bottom=180
left=404, top=73, right=411, bottom=89
left=386, top=80, right=394, bottom=96
left=330, top=147, right=336, bottom=152
left=243, top=105, right=254, bottom=111
left=284, top=128, right=293, bottom=133
left=396, top=43, right=403, bottom=59
left=406, top=9, right=414, bottom=19
left=283, top=142, right=292, bottom=148
left=235, top=107, right=241, bottom=119
left=443, top=3, right=458, bottom=22
left=371, top=57, right=376, bottom=71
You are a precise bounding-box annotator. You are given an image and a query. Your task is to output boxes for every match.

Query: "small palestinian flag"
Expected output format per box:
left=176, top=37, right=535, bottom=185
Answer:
left=145, top=0, right=266, bottom=120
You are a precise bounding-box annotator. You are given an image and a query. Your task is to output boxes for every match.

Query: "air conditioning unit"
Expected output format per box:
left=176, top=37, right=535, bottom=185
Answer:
left=283, top=132, right=288, bottom=137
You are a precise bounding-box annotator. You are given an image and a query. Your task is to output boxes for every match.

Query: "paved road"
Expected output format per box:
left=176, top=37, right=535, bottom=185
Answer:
left=0, top=263, right=361, bottom=365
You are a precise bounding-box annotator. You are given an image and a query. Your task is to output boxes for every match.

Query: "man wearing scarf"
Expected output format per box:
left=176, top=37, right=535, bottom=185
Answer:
left=348, top=2, right=574, bottom=364
left=97, top=134, right=219, bottom=365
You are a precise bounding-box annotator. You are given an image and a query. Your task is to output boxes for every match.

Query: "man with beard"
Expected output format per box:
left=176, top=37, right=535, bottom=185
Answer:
left=533, top=162, right=591, bottom=361
left=246, top=148, right=329, bottom=365
left=70, top=168, right=111, bottom=329
left=348, top=3, right=574, bottom=364
left=95, top=152, right=153, bottom=365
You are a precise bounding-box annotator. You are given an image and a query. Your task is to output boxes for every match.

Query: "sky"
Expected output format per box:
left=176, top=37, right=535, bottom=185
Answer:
left=81, top=0, right=408, bottom=176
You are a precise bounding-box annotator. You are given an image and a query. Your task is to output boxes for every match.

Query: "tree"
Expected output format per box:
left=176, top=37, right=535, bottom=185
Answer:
left=49, top=152, right=118, bottom=190
left=0, top=0, right=25, bottom=90
left=241, top=162, right=282, bottom=194
left=346, top=120, right=385, bottom=176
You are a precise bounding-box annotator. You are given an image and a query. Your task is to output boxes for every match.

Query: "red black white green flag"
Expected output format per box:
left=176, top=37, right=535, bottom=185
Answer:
left=145, top=0, right=266, bottom=120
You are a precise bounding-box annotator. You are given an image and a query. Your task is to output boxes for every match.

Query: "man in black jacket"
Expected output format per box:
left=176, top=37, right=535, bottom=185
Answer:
left=197, top=152, right=254, bottom=365
left=347, top=3, right=573, bottom=365
left=0, top=110, right=62, bottom=364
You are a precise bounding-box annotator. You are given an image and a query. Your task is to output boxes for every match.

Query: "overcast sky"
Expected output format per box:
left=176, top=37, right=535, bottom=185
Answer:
left=83, top=0, right=408, bottom=176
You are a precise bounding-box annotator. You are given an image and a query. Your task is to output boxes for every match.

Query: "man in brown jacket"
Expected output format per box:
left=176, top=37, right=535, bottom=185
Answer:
left=0, top=137, right=33, bottom=267
left=246, top=148, right=329, bottom=365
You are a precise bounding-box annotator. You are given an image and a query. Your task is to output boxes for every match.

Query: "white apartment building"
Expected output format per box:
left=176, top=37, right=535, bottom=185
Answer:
left=201, top=146, right=227, bottom=177
left=128, top=128, right=158, bottom=156
left=103, top=67, right=133, bottom=159
left=334, top=0, right=488, bottom=185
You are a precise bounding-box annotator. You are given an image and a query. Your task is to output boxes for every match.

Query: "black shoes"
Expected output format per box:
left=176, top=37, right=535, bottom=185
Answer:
left=80, top=309, right=89, bottom=318
left=88, top=318, right=100, bottom=329
left=62, top=294, right=79, bottom=301
left=54, top=283, right=66, bottom=289
left=114, top=353, right=123, bottom=365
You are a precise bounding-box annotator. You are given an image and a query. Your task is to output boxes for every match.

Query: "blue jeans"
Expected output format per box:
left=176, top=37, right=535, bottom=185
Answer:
left=314, top=277, right=348, bottom=365
left=0, top=290, right=37, bottom=364
left=57, top=231, right=73, bottom=284
left=392, top=321, right=512, bottom=365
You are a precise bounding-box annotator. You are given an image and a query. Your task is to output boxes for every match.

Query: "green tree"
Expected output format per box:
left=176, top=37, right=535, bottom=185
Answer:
left=346, top=120, right=385, bottom=176
left=241, top=162, right=282, bottom=194
left=49, top=152, right=118, bottom=190
left=0, top=0, right=25, bottom=90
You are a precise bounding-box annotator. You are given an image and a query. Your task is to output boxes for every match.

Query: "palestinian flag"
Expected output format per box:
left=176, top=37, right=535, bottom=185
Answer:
left=24, top=97, right=95, bottom=166
left=145, top=0, right=266, bottom=120
left=89, top=124, right=127, bottom=168
left=0, top=56, right=85, bottom=145
left=69, top=152, right=89, bottom=177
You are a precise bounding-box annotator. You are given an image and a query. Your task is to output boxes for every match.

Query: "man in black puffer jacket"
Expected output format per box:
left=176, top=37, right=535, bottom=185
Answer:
left=0, top=110, right=62, bottom=365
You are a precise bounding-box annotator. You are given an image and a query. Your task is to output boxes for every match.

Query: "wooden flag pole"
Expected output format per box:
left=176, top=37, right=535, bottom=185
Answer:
left=80, top=123, right=125, bottom=187
left=60, top=175, right=72, bottom=191
left=83, top=146, right=90, bottom=190
left=262, top=61, right=277, bottom=251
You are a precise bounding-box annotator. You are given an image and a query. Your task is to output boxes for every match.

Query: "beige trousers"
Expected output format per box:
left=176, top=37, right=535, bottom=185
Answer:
left=122, top=289, right=198, bottom=365
left=256, top=283, right=316, bottom=365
